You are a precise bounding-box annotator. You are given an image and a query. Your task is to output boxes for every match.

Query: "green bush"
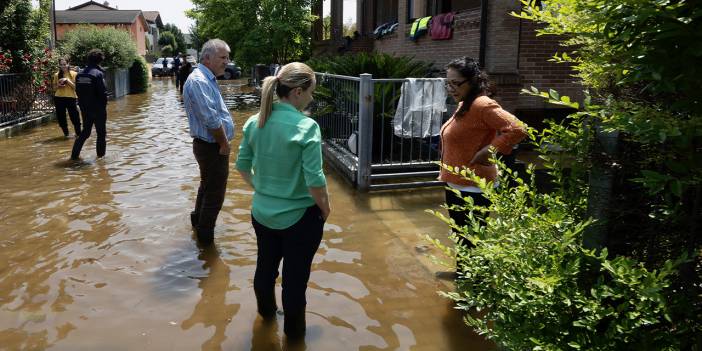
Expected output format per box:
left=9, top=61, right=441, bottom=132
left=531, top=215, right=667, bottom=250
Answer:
left=428, top=0, right=701, bottom=348
left=160, top=45, right=174, bottom=58
left=59, top=25, right=137, bottom=69
left=308, top=52, right=436, bottom=163
left=306, top=52, right=433, bottom=79
left=428, top=161, right=689, bottom=350
left=0, top=0, right=51, bottom=73
left=128, top=56, right=149, bottom=94
left=158, top=32, right=178, bottom=53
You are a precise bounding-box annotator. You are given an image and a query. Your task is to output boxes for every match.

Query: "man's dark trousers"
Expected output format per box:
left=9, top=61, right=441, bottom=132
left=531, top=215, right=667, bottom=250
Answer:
left=192, top=138, right=229, bottom=243
left=71, top=108, right=106, bottom=159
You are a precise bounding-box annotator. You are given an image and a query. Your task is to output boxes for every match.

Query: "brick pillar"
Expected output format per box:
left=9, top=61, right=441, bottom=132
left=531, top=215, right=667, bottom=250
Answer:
left=483, top=0, right=522, bottom=111
left=331, top=0, right=344, bottom=41
left=312, top=0, right=323, bottom=41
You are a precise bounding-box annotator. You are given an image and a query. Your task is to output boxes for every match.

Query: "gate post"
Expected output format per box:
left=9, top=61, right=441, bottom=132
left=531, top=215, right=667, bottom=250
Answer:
left=357, top=73, right=373, bottom=191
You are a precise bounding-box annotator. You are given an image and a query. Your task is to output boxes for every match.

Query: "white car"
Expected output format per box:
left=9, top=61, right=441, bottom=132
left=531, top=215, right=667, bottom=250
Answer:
left=151, top=57, right=175, bottom=77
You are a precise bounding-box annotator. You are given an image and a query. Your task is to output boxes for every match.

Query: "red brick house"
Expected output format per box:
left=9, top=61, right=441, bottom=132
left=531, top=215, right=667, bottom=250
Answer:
left=312, top=0, right=582, bottom=126
left=56, top=1, right=149, bottom=56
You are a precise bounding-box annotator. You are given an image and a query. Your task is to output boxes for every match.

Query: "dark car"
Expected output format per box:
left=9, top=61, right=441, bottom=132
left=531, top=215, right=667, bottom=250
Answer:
left=218, top=62, right=241, bottom=80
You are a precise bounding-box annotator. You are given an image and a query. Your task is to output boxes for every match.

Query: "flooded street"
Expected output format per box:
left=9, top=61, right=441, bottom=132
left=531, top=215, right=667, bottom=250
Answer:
left=0, top=78, right=493, bottom=350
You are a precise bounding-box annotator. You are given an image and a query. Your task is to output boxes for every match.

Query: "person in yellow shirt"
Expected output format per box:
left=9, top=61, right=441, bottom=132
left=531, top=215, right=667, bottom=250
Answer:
left=53, top=58, right=81, bottom=137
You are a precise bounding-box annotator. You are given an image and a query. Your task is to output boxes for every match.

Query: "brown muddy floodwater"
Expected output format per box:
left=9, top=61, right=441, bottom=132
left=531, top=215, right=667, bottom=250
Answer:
left=0, top=78, right=494, bottom=350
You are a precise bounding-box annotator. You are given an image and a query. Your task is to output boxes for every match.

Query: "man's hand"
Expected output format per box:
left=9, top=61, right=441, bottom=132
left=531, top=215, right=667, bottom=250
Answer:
left=219, top=142, right=230, bottom=156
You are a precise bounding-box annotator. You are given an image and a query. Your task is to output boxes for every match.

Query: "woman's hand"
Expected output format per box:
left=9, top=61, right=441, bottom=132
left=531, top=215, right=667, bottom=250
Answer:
left=470, top=145, right=494, bottom=166
left=320, top=204, right=331, bottom=221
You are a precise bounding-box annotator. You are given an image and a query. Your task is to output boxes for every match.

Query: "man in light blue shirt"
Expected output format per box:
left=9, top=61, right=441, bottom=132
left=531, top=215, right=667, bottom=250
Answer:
left=183, top=38, right=234, bottom=245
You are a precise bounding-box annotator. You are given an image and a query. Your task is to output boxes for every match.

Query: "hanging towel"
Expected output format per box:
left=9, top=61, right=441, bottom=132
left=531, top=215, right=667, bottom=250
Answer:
left=393, top=78, right=447, bottom=138
left=410, top=16, right=432, bottom=41
left=429, top=12, right=454, bottom=40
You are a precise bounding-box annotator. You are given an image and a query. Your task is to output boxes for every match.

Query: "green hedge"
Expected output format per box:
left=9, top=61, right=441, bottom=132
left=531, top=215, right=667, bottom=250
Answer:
left=59, top=25, right=137, bottom=69
left=129, top=56, right=149, bottom=94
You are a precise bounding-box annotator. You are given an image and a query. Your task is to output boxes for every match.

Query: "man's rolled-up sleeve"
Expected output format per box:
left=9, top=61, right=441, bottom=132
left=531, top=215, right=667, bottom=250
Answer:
left=187, top=80, right=223, bottom=129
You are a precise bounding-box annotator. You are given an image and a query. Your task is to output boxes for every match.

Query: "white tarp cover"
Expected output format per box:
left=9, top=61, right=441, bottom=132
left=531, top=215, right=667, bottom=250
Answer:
left=392, top=78, right=447, bottom=138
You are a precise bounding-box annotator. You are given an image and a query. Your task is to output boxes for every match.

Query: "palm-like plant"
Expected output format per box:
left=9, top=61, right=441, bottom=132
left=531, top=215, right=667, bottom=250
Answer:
left=308, top=53, right=435, bottom=162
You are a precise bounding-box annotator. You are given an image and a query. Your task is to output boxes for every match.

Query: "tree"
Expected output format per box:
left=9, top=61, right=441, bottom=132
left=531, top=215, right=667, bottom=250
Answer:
left=60, top=25, right=138, bottom=69
left=188, top=0, right=313, bottom=68
left=188, top=23, right=203, bottom=53
left=0, top=0, right=50, bottom=72
left=158, top=31, right=178, bottom=53
left=162, top=23, right=187, bottom=54
left=160, top=44, right=173, bottom=57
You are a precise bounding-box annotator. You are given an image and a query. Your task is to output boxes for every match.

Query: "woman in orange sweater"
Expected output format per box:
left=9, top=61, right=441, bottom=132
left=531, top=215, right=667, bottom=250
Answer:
left=440, top=57, right=527, bottom=247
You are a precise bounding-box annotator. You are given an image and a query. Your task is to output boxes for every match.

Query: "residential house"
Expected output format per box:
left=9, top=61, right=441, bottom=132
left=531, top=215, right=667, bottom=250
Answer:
left=55, top=1, right=149, bottom=56
left=313, top=0, right=582, bottom=127
left=142, top=11, right=163, bottom=56
left=183, top=34, right=198, bottom=60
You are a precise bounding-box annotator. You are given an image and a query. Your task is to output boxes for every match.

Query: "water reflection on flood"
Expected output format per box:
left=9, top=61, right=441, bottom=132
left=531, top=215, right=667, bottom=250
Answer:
left=0, top=78, right=494, bottom=350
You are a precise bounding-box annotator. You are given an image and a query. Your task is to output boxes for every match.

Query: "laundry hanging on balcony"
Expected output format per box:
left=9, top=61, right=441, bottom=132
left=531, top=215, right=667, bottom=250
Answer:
left=410, top=16, right=432, bottom=41
left=429, top=12, right=455, bottom=40
left=393, top=78, right=447, bottom=138
left=373, top=21, right=399, bottom=39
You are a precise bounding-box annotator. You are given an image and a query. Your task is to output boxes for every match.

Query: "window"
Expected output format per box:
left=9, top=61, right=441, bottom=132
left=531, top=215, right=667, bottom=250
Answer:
left=407, top=0, right=480, bottom=22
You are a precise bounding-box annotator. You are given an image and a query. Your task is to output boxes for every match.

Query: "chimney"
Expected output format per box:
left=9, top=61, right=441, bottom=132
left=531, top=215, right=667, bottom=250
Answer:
left=103, top=1, right=109, bottom=6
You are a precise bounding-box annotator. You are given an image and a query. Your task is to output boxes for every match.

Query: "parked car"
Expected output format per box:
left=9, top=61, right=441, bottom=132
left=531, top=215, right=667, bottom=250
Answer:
left=218, top=61, right=241, bottom=80
left=151, top=57, right=175, bottom=77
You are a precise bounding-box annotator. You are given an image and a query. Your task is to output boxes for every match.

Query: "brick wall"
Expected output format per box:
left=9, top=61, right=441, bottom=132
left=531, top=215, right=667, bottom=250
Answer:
left=517, top=20, right=583, bottom=111
left=373, top=8, right=482, bottom=70
left=366, top=1, right=582, bottom=120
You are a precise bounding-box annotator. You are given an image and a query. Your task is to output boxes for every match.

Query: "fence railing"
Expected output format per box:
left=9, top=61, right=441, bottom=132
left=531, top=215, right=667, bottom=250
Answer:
left=312, top=72, right=451, bottom=191
left=104, top=68, right=129, bottom=99
left=0, top=73, right=54, bottom=128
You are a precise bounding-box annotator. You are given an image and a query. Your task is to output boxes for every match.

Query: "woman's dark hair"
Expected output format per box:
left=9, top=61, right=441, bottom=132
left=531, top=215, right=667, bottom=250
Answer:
left=57, top=58, right=66, bottom=79
left=446, top=57, right=493, bottom=116
left=86, top=49, right=105, bottom=66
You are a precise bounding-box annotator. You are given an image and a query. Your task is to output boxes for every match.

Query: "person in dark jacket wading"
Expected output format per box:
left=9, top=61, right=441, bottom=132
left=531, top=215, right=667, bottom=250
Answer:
left=71, top=49, right=108, bottom=161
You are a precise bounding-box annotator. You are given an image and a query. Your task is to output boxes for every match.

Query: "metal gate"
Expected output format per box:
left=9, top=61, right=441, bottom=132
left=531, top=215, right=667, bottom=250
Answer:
left=312, top=72, right=451, bottom=191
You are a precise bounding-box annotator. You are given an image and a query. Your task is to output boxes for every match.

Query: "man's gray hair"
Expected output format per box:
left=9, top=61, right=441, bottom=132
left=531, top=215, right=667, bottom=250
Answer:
left=200, top=39, right=230, bottom=61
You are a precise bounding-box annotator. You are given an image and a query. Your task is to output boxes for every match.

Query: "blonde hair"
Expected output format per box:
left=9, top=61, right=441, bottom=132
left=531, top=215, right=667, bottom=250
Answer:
left=258, top=62, right=315, bottom=128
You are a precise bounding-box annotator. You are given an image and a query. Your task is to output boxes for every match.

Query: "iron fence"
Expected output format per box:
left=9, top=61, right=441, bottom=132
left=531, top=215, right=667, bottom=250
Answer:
left=311, top=72, right=451, bottom=191
left=0, top=73, right=54, bottom=128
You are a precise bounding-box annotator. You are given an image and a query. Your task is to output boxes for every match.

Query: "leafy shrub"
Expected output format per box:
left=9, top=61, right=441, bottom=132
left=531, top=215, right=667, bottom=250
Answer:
left=427, top=1, right=701, bottom=348
left=0, top=0, right=51, bottom=73
left=128, top=56, right=149, bottom=94
left=59, top=25, right=137, bottom=69
left=309, top=52, right=435, bottom=162
left=428, top=160, right=690, bottom=350
left=160, top=45, right=174, bottom=58
left=307, top=52, right=433, bottom=79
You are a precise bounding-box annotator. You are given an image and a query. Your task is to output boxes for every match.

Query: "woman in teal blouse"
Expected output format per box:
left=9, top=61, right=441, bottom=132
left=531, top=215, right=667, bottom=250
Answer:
left=235, top=62, right=330, bottom=339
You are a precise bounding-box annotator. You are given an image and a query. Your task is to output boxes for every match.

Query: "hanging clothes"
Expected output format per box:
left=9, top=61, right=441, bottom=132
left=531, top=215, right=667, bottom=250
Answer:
left=410, top=16, right=432, bottom=41
left=429, top=12, right=455, bottom=40
left=393, top=78, right=447, bottom=138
